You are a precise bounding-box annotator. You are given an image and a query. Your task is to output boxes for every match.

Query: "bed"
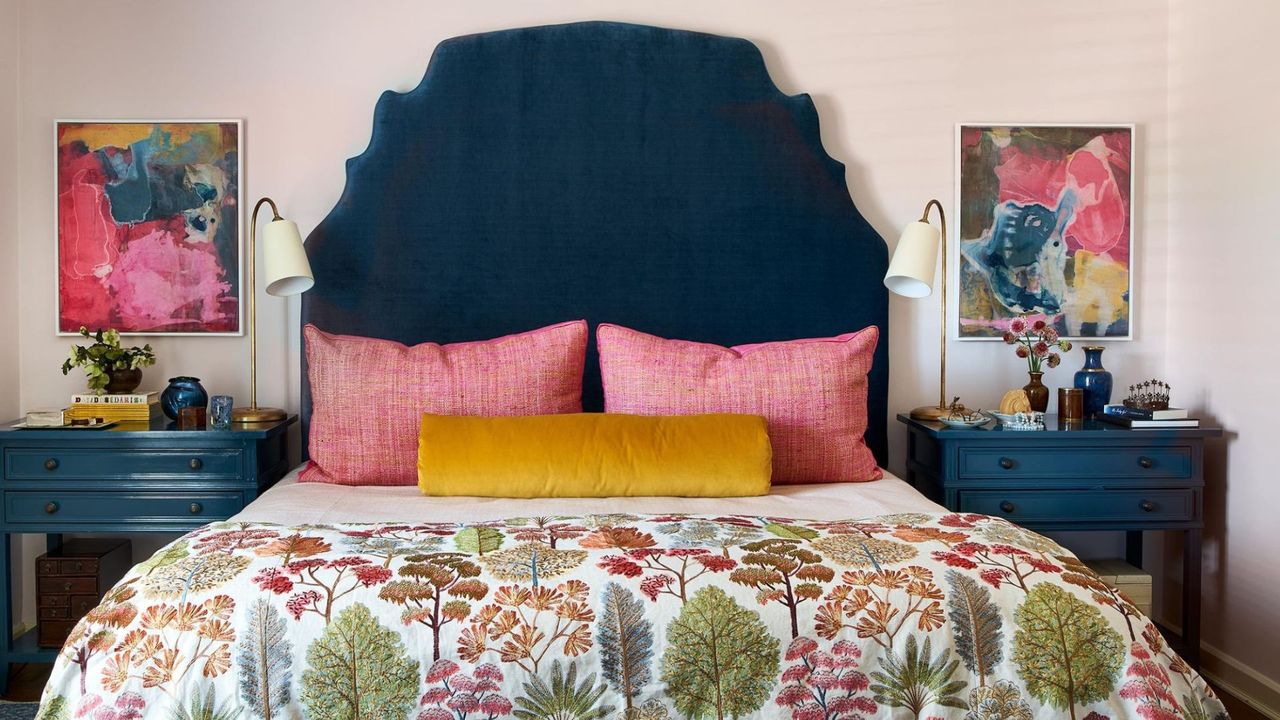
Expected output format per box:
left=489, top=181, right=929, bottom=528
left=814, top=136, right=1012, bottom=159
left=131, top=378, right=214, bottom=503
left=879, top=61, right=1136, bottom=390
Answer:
left=38, top=21, right=1224, bottom=720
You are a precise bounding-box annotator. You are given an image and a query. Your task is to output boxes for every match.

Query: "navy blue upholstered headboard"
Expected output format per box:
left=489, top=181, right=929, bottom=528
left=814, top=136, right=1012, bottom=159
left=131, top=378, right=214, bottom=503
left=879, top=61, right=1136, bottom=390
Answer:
left=301, top=21, right=891, bottom=465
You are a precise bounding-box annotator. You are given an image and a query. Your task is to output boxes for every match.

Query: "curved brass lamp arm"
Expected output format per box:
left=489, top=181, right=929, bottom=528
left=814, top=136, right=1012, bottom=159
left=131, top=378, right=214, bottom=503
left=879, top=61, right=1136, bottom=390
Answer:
left=922, top=199, right=948, bottom=414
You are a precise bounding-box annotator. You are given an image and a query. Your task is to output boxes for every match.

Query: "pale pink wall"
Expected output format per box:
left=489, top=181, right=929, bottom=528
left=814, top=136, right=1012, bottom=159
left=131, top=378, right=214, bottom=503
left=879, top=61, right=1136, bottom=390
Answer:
left=0, top=0, right=17, bottom=423
left=1167, top=0, right=1280, bottom=705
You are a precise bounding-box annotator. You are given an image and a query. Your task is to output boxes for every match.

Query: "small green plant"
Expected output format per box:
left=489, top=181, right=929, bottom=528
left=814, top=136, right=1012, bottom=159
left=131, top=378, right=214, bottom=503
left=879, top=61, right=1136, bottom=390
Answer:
left=60, top=326, right=156, bottom=393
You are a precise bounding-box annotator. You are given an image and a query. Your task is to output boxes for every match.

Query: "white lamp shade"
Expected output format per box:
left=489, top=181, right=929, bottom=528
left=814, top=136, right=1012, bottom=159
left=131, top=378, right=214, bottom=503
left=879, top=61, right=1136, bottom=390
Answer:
left=262, top=218, right=315, bottom=297
left=884, top=220, right=941, bottom=298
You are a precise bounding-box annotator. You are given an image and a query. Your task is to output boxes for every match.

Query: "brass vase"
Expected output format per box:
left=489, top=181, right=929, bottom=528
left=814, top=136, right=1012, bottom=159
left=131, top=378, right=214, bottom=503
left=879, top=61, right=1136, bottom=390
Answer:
left=1023, top=371, right=1049, bottom=412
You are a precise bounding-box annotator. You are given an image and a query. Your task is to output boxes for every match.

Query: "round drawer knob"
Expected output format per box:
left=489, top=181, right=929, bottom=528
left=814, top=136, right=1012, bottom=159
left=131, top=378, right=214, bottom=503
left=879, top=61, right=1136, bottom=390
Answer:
left=189, top=458, right=204, bottom=470
left=74, top=562, right=84, bottom=572
left=44, top=502, right=59, bottom=514
left=1140, top=500, right=1156, bottom=512
left=999, top=501, right=1016, bottom=513
left=999, top=457, right=1015, bottom=470
left=1138, top=456, right=1154, bottom=469
left=190, top=502, right=203, bottom=514
left=44, top=458, right=59, bottom=471
left=63, top=582, right=72, bottom=592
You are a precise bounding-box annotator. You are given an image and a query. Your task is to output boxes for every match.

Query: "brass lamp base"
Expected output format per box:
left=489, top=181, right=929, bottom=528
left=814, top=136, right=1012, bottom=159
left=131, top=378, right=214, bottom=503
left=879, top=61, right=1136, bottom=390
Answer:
left=909, top=404, right=950, bottom=421
left=232, top=406, right=286, bottom=423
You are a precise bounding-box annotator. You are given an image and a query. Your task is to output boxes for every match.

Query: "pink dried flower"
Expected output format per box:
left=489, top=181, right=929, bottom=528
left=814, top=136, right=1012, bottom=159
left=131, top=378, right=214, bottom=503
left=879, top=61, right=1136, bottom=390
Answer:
left=1015, top=346, right=1030, bottom=359
left=1033, top=341, right=1050, bottom=358
left=1002, top=331, right=1017, bottom=344
left=1009, top=317, right=1027, bottom=334
left=1032, top=319, right=1047, bottom=332
left=1047, top=354, right=1061, bottom=368
left=1042, top=327, right=1059, bottom=343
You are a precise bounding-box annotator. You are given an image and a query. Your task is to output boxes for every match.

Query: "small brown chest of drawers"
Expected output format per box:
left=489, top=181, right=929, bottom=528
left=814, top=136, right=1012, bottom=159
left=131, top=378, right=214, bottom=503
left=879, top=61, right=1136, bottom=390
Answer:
left=36, top=539, right=131, bottom=647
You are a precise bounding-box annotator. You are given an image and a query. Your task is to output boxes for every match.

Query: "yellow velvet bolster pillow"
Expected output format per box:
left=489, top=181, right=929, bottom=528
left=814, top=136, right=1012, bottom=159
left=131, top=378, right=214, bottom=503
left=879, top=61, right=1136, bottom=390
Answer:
left=418, top=413, right=772, bottom=498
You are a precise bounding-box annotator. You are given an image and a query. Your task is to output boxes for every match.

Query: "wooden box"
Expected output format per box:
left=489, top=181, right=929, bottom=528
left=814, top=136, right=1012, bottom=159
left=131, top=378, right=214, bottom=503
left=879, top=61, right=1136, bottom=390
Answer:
left=35, top=539, right=131, bottom=648
left=1086, top=558, right=1153, bottom=616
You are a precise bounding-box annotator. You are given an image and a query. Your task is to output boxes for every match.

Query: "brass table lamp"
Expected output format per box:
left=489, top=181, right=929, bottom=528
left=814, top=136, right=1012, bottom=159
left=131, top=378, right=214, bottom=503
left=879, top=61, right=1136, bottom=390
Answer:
left=884, top=199, right=951, bottom=421
left=232, top=197, right=314, bottom=423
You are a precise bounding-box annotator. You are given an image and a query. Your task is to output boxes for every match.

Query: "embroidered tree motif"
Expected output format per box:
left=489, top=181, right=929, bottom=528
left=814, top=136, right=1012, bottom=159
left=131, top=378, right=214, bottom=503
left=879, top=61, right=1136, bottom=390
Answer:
left=944, top=570, right=1004, bottom=687
left=1118, top=642, right=1181, bottom=720
left=418, top=659, right=513, bottom=720
left=299, top=604, right=420, bottom=720
left=71, top=692, right=147, bottom=720
left=660, top=586, right=780, bottom=720
left=482, top=542, right=588, bottom=586
left=236, top=598, right=293, bottom=720
left=455, top=526, right=506, bottom=557
left=1140, top=623, right=1226, bottom=720
left=252, top=556, right=393, bottom=624
left=730, top=538, right=835, bottom=638
left=597, top=583, right=654, bottom=715
left=965, top=680, right=1033, bottom=720
left=171, top=684, right=239, bottom=720
left=252, top=534, right=332, bottom=565
left=868, top=634, right=968, bottom=718
left=376, top=552, right=489, bottom=661
left=1057, top=555, right=1141, bottom=641
left=597, top=548, right=736, bottom=603
left=458, top=580, right=595, bottom=674
left=193, top=529, right=281, bottom=555
left=101, top=595, right=238, bottom=695
left=579, top=526, right=658, bottom=550
left=930, top=542, right=1062, bottom=593
left=141, top=553, right=252, bottom=599
left=63, top=583, right=138, bottom=695
left=1013, top=583, right=1124, bottom=720
left=813, top=567, right=945, bottom=650
left=342, top=525, right=447, bottom=567
left=512, top=660, right=614, bottom=720
left=773, top=636, right=877, bottom=720
left=654, top=517, right=763, bottom=557
left=505, top=516, right=588, bottom=549
left=811, top=535, right=919, bottom=569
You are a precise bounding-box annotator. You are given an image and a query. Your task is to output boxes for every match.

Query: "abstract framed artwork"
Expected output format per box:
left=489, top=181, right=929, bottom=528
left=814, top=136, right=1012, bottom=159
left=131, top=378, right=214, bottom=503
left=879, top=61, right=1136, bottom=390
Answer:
left=956, top=123, right=1134, bottom=340
left=56, top=120, right=243, bottom=335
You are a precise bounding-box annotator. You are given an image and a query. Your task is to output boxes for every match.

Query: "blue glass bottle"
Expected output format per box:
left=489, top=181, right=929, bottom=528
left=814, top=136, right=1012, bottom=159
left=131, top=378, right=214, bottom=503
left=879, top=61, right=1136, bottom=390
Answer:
left=161, top=376, right=209, bottom=420
left=1074, top=347, right=1113, bottom=417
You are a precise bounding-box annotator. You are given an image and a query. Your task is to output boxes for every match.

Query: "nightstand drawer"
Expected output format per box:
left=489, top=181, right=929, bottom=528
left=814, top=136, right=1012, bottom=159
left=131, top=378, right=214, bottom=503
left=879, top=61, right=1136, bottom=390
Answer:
left=958, top=446, right=1192, bottom=479
left=957, top=488, right=1196, bottom=523
left=5, top=449, right=242, bottom=480
left=5, top=491, right=242, bottom=525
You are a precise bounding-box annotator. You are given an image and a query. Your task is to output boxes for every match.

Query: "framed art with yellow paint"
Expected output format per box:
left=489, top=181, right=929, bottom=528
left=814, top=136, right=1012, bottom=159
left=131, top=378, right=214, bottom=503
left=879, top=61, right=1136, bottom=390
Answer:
left=956, top=124, right=1134, bottom=340
left=56, top=120, right=242, bottom=335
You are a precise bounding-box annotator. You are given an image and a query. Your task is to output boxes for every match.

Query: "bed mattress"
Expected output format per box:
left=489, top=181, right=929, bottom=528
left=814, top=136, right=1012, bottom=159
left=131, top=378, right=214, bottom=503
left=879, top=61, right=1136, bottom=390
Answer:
left=232, top=466, right=944, bottom=524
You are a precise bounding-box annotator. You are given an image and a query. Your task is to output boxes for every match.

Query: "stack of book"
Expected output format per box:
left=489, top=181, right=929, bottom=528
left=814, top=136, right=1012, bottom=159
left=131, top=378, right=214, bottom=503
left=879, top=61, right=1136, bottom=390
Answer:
left=64, top=391, right=161, bottom=423
left=1096, top=404, right=1199, bottom=428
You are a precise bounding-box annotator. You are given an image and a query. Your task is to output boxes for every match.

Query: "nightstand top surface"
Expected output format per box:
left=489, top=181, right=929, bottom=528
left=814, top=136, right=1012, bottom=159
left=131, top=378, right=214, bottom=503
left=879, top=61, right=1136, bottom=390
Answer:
left=0, top=415, right=296, bottom=440
left=897, top=413, right=1222, bottom=438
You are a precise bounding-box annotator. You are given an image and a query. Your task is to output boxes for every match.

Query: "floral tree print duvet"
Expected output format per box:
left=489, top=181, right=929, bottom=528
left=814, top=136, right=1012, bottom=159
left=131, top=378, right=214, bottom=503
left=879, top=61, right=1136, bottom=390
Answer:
left=37, top=512, right=1225, bottom=719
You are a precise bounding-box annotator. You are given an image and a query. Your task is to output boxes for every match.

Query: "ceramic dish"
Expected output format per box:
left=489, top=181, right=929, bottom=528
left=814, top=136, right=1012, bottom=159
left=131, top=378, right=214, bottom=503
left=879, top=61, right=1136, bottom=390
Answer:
left=991, top=412, right=1020, bottom=424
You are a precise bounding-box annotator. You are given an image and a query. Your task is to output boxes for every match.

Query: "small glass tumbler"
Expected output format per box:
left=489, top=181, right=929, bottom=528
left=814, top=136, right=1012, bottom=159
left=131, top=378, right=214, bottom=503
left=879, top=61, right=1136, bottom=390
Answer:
left=210, top=395, right=234, bottom=430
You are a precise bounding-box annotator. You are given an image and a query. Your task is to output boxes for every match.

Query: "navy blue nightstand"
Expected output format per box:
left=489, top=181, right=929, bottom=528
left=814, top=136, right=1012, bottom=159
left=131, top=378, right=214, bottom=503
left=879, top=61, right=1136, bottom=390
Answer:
left=899, top=414, right=1221, bottom=668
left=0, top=416, right=295, bottom=691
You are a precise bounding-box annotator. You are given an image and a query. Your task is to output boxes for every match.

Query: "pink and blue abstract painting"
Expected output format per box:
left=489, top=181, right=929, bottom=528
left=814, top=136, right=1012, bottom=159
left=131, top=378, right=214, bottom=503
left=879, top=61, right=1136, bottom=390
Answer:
left=57, top=121, right=241, bottom=334
left=958, top=125, right=1132, bottom=339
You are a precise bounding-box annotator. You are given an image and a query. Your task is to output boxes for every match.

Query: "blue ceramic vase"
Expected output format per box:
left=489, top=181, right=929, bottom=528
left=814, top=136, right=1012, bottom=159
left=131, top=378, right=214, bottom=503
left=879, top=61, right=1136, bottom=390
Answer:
left=1074, top=346, right=1113, bottom=417
left=161, top=376, right=209, bottom=420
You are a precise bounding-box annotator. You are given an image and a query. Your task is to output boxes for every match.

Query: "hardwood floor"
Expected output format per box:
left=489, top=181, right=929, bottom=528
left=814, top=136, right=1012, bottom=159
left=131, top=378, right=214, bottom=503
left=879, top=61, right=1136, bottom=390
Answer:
left=1, top=663, right=1272, bottom=718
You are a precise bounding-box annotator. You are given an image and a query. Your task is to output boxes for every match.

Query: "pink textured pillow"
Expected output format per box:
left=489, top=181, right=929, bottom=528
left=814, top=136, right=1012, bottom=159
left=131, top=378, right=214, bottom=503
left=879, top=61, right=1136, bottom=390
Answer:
left=302, top=321, right=587, bottom=485
left=597, top=324, right=882, bottom=484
